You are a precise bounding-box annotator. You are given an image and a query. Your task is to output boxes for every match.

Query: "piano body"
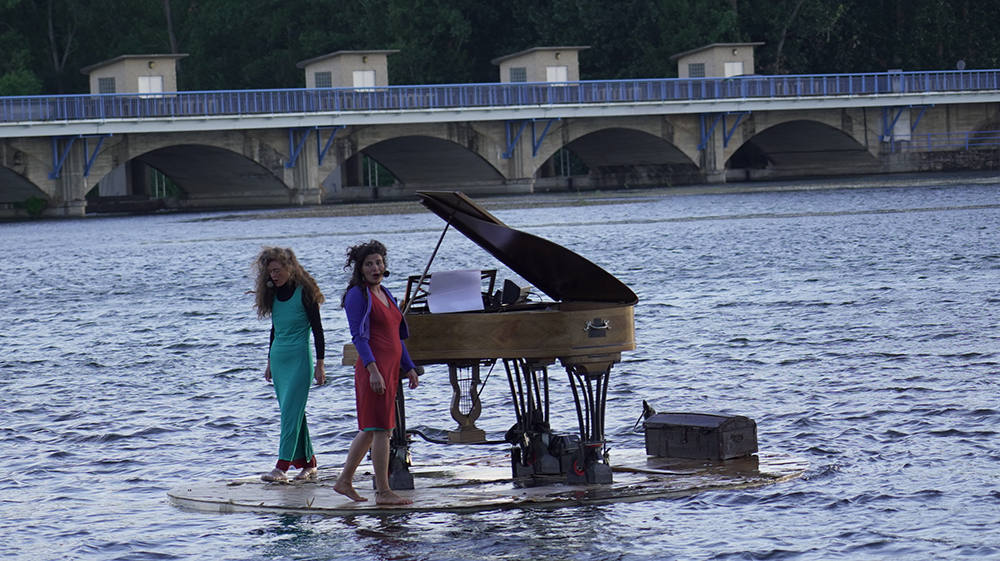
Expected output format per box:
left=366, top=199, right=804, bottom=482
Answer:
left=342, top=191, right=637, bottom=486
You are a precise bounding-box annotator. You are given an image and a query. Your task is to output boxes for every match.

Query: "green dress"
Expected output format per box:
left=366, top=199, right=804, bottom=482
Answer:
left=270, top=285, right=315, bottom=466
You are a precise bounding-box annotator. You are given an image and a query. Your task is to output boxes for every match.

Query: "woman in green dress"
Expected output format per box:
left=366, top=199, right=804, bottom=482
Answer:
left=253, top=247, right=326, bottom=482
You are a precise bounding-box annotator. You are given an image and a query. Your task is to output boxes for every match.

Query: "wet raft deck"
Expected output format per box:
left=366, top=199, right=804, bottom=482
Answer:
left=168, top=449, right=806, bottom=515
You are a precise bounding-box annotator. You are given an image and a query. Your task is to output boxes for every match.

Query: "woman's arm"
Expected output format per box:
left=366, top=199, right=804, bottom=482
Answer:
left=400, top=340, right=416, bottom=373
left=265, top=325, right=274, bottom=381
left=302, top=290, right=326, bottom=361
left=344, top=286, right=376, bottom=366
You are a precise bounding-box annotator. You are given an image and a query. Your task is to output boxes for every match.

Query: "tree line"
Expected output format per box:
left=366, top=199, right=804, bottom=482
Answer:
left=2, top=0, right=998, bottom=96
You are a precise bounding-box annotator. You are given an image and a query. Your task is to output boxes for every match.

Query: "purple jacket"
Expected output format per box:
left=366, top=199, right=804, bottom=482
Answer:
left=344, top=284, right=416, bottom=372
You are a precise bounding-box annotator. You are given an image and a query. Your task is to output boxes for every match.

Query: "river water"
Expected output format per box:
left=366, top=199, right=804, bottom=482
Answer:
left=2, top=175, right=999, bottom=560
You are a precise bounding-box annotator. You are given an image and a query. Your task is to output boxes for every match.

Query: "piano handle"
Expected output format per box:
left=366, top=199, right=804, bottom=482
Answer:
left=585, top=318, right=610, bottom=332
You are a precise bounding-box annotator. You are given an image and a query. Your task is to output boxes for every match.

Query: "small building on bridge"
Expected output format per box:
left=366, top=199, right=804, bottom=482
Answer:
left=80, top=54, right=188, bottom=198
left=80, top=54, right=188, bottom=94
left=492, top=46, right=589, bottom=83
left=296, top=50, right=400, bottom=89
left=670, top=42, right=764, bottom=78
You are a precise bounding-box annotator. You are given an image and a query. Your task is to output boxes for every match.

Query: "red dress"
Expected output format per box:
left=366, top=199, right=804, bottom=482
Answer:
left=354, top=287, right=403, bottom=430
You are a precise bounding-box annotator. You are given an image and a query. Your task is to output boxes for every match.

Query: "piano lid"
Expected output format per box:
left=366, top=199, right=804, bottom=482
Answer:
left=417, top=191, right=638, bottom=305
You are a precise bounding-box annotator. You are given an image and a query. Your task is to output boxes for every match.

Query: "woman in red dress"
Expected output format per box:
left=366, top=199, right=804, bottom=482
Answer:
left=334, top=240, right=419, bottom=505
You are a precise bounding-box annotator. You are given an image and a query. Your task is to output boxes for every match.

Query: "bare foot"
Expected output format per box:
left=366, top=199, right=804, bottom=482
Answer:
left=333, top=479, right=367, bottom=502
left=375, top=490, right=413, bottom=506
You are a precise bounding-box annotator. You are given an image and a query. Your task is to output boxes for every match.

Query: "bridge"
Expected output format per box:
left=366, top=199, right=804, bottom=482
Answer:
left=2, top=69, right=999, bottom=217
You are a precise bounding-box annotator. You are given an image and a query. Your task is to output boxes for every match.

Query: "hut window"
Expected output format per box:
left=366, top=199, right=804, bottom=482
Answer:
left=98, top=77, right=116, bottom=94
left=509, top=67, right=527, bottom=82
left=688, top=63, right=705, bottom=78
left=315, top=71, right=332, bottom=88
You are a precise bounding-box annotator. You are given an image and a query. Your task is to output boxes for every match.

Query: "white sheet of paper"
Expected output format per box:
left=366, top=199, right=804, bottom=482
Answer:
left=427, top=270, right=484, bottom=313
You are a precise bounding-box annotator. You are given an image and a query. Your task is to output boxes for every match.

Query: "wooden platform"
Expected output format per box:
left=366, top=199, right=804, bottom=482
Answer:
left=168, top=449, right=806, bottom=515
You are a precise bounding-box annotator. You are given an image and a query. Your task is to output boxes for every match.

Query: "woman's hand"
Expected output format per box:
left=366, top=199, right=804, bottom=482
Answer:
left=367, top=364, right=386, bottom=394
left=314, top=359, right=326, bottom=386
left=369, top=372, right=385, bottom=394
left=264, top=362, right=272, bottom=382
left=406, top=369, right=419, bottom=390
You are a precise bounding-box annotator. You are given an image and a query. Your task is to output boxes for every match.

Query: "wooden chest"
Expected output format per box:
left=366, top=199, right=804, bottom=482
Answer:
left=644, top=413, right=758, bottom=460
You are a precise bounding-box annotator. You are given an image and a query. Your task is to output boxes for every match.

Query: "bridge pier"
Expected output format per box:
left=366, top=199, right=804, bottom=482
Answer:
left=0, top=138, right=88, bottom=218
left=703, top=169, right=728, bottom=183
left=699, top=120, right=729, bottom=185
left=49, top=142, right=89, bottom=217
left=283, top=146, right=324, bottom=206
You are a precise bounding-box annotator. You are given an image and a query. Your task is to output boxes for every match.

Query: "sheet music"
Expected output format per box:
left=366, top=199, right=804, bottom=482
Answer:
left=427, top=270, right=484, bottom=313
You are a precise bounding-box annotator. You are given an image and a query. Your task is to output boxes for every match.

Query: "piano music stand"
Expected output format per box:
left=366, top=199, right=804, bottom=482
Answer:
left=403, top=270, right=497, bottom=314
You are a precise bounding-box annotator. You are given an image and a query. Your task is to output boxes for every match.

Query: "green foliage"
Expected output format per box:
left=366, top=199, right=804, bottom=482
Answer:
left=19, top=196, right=48, bottom=218
left=0, top=69, right=42, bottom=95
left=0, top=9, right=43, bottom=95
left=148, top=168, right=182, bottom=199
left=362, top=156, right=397, bottom=187
left=1, top=0, right=998, bottom=95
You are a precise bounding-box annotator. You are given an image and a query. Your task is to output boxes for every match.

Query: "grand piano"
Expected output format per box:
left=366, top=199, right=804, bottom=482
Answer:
left=343, top=191, right=637, bottom=486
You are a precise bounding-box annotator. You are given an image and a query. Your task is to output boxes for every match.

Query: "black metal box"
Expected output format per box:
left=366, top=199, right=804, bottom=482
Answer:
left=644, top=413, right=758, bottom=460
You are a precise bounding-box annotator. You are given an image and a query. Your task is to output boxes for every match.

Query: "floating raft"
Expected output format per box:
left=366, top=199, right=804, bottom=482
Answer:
left=168, top=449, right=806, bottom=515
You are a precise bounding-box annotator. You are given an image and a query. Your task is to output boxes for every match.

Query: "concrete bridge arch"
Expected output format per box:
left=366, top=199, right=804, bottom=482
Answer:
left=0, top=129, right=324, bottom=214
left=331, top=123, right=511, bottom=197
left=0, top=164, right=44, bottom=205
left=1, top=138, right=61, bottom=203
left=726, top=118, right=880, bottom=180
left=341, top=131, right=505, bottom=188
left=334, top=117, right=710, bottom=196
left=529, top=116, right=704, bottom=189
left=91, top=130, right=306, bottom=208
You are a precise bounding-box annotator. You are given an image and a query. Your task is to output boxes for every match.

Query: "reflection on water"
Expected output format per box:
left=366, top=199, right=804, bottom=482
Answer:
left=2, top=176, right=999, bottom=560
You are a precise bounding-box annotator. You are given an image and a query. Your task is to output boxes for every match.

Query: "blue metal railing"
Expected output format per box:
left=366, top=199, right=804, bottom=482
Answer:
left=2, top=69, right=999, bottom=124
left=890, top=129, right=1000, bottom=152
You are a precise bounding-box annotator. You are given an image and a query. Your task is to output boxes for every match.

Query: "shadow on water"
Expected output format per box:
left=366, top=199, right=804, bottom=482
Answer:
left=249, top=507, right=629, bottom=561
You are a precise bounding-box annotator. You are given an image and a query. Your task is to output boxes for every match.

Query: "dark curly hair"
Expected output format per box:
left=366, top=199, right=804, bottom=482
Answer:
left=341, top=240, right=388, bottom=307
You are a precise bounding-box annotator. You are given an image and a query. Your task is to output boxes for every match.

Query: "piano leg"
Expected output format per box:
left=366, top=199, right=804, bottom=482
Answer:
left=562, top=356, right=618, bottom=484
left=504, top=358, right=579, bottom=484
left=386, top=374, right=414, bottom=490
left=503, top=355, right=618, bottom=485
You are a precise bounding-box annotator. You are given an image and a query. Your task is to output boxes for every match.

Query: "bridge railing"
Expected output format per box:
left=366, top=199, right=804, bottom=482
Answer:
left=889, top=129, right=1000, bottom=152
left=2, top=69, right=999, bottom=124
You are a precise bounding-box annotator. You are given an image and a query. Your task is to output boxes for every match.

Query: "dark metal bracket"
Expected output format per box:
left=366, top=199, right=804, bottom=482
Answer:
left=698, top=111, right=750, bottom=151
left=315, top=125, right=345, bottom=166
left=286, top=125, right=345, bottom=168
left=502, top=120, right=529, bottom=159
left=531, top=118, right=559, bottom=157
left=881, top=105, right=932, bottom=140
left=49, top=134, right=111, bottom=179
left=503, top=118, right=561, bottom=159
left=286, top=128, right=311, bottom=168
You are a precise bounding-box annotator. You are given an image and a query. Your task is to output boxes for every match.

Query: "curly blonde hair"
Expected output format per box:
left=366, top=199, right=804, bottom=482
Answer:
left=252, top=247, right=325, bottom=318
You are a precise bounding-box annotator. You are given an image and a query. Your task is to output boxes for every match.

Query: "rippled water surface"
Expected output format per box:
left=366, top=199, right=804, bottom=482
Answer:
left=3, top=177, right=999, bottom=560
